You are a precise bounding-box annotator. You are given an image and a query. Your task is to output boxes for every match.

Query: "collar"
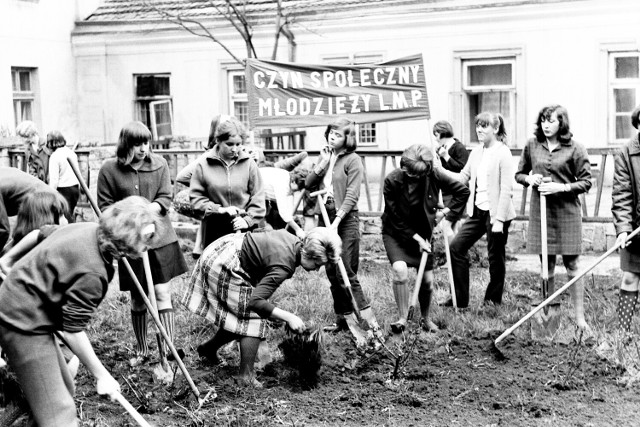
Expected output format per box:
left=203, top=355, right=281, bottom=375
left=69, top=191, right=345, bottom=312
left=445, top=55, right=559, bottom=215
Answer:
left=205, top=146, right=251, bottom=165
left=628, top=133, right=640, bottom=155
left=119, top=153, right=164, bottom=172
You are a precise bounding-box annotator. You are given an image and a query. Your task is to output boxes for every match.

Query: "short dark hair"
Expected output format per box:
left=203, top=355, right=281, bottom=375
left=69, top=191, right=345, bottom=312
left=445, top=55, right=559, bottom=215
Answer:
left=46, top=130, right=67, bottom=151
left=433, top=120, right=454, bottom=138
left=632, top=105, right=640, bottom=130
left=400, top=144, right=433, bottom=177
left=534, top=104, right=572, bottom=143
left=116, top=121, right=152, bottom=165
left=324, top=117, right=357, bottom=153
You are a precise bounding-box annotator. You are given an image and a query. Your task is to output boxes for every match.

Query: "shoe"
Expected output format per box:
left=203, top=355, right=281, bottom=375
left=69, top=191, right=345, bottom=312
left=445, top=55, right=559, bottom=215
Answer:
left=129, top=354, right=149, bottom=367
left=420, top=318, right=439, bottom=332
left=323, top=319, right=348, bottom=333
left=192, top=253, right=201, bottom=260
left=197, top=344, right=225, bottom=366
left=389, top=321, right=406, bottom=334
left=439, top=299, right=468, bottom=309
left=167, top=347, right=186, bottom=362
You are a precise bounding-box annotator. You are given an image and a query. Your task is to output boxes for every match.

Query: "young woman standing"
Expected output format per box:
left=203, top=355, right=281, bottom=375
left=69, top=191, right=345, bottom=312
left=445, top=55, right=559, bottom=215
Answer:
left=47, top=130, right=80, bottom=222
left=447, top=112, right=516, bottom=308
left=98, top=121, right=187, bottom=366
left=515, top=105, right=591, bottom=330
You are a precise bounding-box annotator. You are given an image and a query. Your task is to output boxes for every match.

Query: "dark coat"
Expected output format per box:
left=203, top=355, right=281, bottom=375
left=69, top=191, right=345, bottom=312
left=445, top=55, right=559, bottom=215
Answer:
left=440, top=139, right=469, bottom=173
left=613, top=132, right=640, bottom=236
left=382, top=167, right=469, bottom=243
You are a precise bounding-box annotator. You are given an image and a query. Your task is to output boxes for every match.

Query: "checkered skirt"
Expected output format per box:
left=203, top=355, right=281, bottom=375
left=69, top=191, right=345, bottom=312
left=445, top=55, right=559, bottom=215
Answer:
left=180, top=233, right=267, bottom=338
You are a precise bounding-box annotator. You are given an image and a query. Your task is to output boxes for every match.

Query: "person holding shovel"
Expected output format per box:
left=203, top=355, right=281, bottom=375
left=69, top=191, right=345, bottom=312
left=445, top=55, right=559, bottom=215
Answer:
left=515, top=105, right=591, bottom=331
left=382, top=144, right=469, bottom=332
left=182, top=227, right=341, bottom=387
left=0, top=196, right=159, bottom=427
left=612, top=104, right=640, bottom=336
left=305, top=117, right=381, bottom=333
left=98, top=121, right=188, bottom=367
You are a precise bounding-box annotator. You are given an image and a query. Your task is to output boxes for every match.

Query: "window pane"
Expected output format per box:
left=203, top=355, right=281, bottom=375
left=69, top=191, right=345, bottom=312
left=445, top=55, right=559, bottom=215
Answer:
left=614, top=88, right=636, bottom=112
left=136, top=76, right=170, bottom=97
left=137, top=102, right=150, bottom=128
left=20, top=101, right=32, bottom=121
left=468, top=63, right=512, bottom=86
left=154, top=77, right=170, bottom=96
left=11, top=71, right=18, bottom=91
left=615, top=57, right=639, bottom=79
left=616, top=115, right=635, bottom=140
left=233, top=102, right=248, bottom=126
left=467, top=92, right=511, bottom=140
left=19, top=71, right=31, bottom=91
left=233, top=75, right=246, bottom=95
left=153, top=102, right=172, bottom=138
left=359, top=123, right=376, bottom=144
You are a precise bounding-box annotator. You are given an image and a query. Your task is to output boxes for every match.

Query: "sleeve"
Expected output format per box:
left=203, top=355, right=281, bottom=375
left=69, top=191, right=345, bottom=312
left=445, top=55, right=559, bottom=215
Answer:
left=96, top=165, right=117, bottom=211
left=48, top=153, right=60, bottom=190
left=189, top=163, right=220, bottom=216
left=0, top=197, right=9, bottom=250
left=434, top=169, right=470, bottom=221
left=152, top=161, right=173, bottom=214
left=247, top=266, right=294, bottom=318
left=336, top=155, right=363, bottom=218
left=38, top=225, right=59, bottom=243
left=382, top=175, right=416, bottom=242
left=443, top=142, right=469, bottom=173
left=243, top=162, right=266, bottom=228
left=612, top=147, right=634, bottom=235
left=567, top=143, right=592, bottom=195
left=495, top=148, right=515, bottom=222
left=272, top=171, right=294, bottom=223
left=176, top=160, right=198, bottom=186
left=62, top=273, right=107, bottom=333
left=305, top=160, right=327, bottom=190
left=514, top=141, right=533, bottom=186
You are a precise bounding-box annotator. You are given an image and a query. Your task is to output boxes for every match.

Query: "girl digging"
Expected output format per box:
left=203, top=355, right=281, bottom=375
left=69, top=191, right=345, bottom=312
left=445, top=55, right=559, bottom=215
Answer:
left=182, top=228, right=341, bottom=387
left=382, top=144, right=469, bottom=332
left=305, top=117, right=381, bottom=333
left=515, top=105, right=591, bottom=331
left=98, top=121, right=187, bottom=366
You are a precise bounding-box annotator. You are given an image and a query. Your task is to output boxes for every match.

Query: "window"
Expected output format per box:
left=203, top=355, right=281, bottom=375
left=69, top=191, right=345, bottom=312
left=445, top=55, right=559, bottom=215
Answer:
left=228, top=70, right=249, bottom=128
left=462, top=58, right=516, bottom=144
left=134, top=74, right=173, bottom=141
left=324, top=53, right=384, bottom=146
left=609, top=53, right=640, bottom=142
left=12, top=67, right=37, bottom=127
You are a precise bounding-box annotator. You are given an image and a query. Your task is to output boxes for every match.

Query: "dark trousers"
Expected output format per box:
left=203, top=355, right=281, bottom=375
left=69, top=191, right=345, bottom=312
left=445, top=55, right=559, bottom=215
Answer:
left=57, top=185, right=80, bottom=223
left=449, top=206, right=511, bottom=307
left=319, top=201, right=370, bottom=315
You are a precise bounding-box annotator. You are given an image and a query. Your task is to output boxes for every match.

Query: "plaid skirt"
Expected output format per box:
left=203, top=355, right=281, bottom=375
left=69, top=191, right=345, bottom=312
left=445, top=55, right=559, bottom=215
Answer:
left=527, top=191, right=582, bottom=255
left=180, top=233, right=267, bottom=338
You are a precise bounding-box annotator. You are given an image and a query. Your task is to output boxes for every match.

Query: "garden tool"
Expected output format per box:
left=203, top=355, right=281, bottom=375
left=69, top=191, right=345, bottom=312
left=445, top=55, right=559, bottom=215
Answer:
left=407, top=234, right=429, bottom=322
left=114, top=391, right=153, bottom=427
left=493, top=226, right=640, bottom=353
left=437, top=194, right=457, bottom=311
left=67, top=158, right=204, bottom=404
left=531, top=182, right=561, bottom=340
left=142, top=252, right=174, bottom=384
left=309, top=189, right=369, bottom=348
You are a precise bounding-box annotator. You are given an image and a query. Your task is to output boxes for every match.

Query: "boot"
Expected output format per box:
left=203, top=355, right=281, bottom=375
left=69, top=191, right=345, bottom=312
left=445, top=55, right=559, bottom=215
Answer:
left=419, top=285, right=439, bottom=332
left=390, top=279, right=409, bottom=333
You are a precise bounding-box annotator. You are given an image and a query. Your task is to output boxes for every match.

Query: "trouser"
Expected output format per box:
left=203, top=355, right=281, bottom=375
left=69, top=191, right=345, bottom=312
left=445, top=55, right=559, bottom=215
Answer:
left=319, top=201, right=370, bottom=315
left=57, top=185, right=80, bottom=223
left=449, top=206, right=511, bottom=307
left=0, top=324, right=77, bottom=427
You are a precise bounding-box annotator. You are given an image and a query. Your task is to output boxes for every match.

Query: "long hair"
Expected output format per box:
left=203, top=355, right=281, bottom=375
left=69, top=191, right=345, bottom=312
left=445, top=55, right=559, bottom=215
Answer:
left=12, top=191, right=68, bottom=244
left=632, top=104, right=640, bottom=130
left=400, top=144, right=433, bottom=177
left=302, top=227, right=342, bottom=265
left=116, top=121, right=152, bottom=166
left=324, top=117, right=357, bottom=153
left=46, top=130, right=67, bottom=151
left=534, top=104, right=572, bottom=143
left=97, top=196, right=161, bottom=260
left=475, top=112, right=507, bottom=144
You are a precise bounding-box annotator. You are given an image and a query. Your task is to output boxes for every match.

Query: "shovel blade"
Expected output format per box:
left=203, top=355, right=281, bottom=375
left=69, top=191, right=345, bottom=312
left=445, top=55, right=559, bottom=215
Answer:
left=345, top=313, right=368, bottom=348
left=153, top=362, right=174, bottom=385
left=530, top=302, right=561, bottom=341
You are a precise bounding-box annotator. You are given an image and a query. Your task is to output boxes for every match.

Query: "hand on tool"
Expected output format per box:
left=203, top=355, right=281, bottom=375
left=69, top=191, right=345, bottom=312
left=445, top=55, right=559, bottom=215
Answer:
left=435, top=207, right=450, bottom=224
left=232, top=216, right=249, bottom=232
left=525, top=173, right=544, bottom=187
left=413, top=233, right=431, bottom=253
left=441, top=218, right=455, bottom=240
left=96, top=373, right=121, bottom=401
left=538, top=181, right=566, bottom=196
left=617, top=232, right=629, bottom=249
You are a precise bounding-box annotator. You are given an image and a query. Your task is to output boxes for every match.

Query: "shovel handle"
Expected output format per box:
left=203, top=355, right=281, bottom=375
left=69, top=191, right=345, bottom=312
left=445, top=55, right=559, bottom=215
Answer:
left=540, top=190, right=549, bottom=295
left=495, top=226, right=640, bottom=345
left=407, top=250, right=428, bottom=321
left=67, top=158, right=201, bottom=400
left=113, top=392, right=153, bottom=427
left=142, top=253, right=169, bottom=368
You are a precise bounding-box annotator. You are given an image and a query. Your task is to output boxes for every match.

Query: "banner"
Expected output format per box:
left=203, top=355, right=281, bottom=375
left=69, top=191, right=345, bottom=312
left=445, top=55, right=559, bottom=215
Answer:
left=245, top=54, right=430, bottom=128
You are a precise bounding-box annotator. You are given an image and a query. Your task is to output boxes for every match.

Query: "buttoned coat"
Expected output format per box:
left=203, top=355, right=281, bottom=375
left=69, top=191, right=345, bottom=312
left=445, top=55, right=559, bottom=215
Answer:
left=515, top=137, right=591, bottom=254
left=613, top=132, right=640, bottom=237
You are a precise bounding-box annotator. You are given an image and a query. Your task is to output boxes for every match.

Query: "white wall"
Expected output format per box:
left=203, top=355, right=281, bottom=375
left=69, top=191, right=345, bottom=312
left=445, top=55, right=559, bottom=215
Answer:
left=0, top=0, right=87, bottom=142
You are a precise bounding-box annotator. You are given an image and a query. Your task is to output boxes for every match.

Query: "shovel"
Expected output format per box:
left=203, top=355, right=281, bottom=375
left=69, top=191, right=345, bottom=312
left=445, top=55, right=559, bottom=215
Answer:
left=142, top=252, right=174, bottom=384
left=531, top=184, right=561, bottom=340
left=407, top=234, right=429, bottom=322
left=309, top=189, right=369, bottom=348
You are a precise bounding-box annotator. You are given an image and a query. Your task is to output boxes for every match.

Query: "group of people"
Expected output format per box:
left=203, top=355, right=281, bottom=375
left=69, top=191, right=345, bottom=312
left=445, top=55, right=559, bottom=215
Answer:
left=2, top=103, right=640, bottom=425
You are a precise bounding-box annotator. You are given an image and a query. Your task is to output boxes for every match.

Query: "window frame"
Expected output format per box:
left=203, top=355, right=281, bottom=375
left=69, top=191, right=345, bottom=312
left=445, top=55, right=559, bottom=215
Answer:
left=227, top=69, right=249, bottom=128
left=133, top=73, right=173, bottom=141
left=608, top=51, right=640, bottom=144
left=11, top=67, right=39, bottom=129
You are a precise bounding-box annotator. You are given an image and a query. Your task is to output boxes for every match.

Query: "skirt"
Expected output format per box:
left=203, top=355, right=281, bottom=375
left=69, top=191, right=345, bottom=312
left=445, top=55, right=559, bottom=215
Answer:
left=118, top=241, right=188, bottom=297
left=382, top=232, right=434, bottom=270
left=180, top=233, right=267, bottom=338
left=621, top=247, right=640, bottom=274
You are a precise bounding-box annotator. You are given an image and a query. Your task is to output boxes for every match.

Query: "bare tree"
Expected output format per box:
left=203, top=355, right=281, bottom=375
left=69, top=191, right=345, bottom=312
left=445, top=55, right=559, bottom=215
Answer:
left=141, top=0, right=297, bottom=65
